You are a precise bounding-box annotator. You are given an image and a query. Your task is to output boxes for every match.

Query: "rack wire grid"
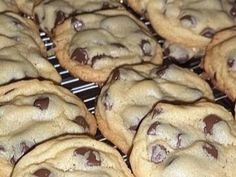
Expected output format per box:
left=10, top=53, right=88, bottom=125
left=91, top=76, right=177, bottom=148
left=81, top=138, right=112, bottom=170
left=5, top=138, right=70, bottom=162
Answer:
left=40, top=0, right=234, bottom=164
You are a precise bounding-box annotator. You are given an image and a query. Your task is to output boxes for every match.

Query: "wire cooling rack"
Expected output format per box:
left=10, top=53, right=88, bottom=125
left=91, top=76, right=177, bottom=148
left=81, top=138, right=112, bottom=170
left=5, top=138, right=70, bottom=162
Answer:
left=40, top=0, right=234, bottom=163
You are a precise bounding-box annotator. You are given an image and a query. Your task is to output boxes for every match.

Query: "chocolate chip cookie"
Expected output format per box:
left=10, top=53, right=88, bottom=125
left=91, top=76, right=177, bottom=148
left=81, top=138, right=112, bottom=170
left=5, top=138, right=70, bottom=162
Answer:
left=0, top=12, right=61, bottom=84
left=0, top=80, right=97, bottom=177
left=11, top=135, right=134, bottom=177
left=95, top=63, right=213, bottom=154
left=128, top=0, right=236, bottom=48
left=15, top=0, right=42, bottom=15
left=34, top=0, right=122, bottom=34
left=54, top=9, right=162, bottom=83
left=204, top=27, right=236, bottom=101
left=130, top=101, right=236, bottom=177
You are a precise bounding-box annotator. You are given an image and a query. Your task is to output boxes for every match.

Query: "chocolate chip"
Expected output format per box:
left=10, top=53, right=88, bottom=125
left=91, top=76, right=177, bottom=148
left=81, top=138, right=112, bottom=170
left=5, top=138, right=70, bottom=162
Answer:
left=151, top=107, right=163, bottom=119
left=230, top=6, right=236, bottom=17
left=71, top=17, right=83, bottom=32
left=140, top=40, right=152, bottom=56
left=71, top=48, right=89, bottom=65
left=33, top=168, right=51, bottom=177
left=151, top=144, right=168, bottom=164
left=55, top=10, right=65, bottom=26
left=102, top=91, right=113, bottom=111
left=200, top=28, right=215, bottom=38
left=176, top=133, right=182, bottom=148
left=73, top=116, right=89, bottom=130
left=34, top=97, right=49, bottom=110
left=203, top=114, right=222, bottom=135
left=147, top=122, right=160, bottom=135
left=227, top=58, right=235, bottom=67
left=180, top=15, right=197, bottom=28
left=203, top=142, right=218, bottom=159
left=74, top=147, right=101, bottom=166
left=163, top=48, right=170, bottom=57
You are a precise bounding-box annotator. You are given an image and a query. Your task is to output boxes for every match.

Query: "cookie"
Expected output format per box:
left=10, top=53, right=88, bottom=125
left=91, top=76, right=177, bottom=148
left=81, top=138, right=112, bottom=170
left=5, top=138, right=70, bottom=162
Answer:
left=54, top=9, right=162, bottom=83
left=15, top=0, right=42, bottom=15
left=163, top=41, right=204, bottom=64
left=34, top=0, right=122, bottom=34
left=0, top=0, right=18, bottom=13
left=130, top=101, right=236, bottom=177
left=95, top=63, right=213, bottom=154
left=128, top=0, right=236, bottom=48
left=0, top=12, right=61, bottom=83
left=204, top=27, right=236, bottom=101
left=11, top=135, right=134, bottom=177
left=0, top=80, right=97, bottom=177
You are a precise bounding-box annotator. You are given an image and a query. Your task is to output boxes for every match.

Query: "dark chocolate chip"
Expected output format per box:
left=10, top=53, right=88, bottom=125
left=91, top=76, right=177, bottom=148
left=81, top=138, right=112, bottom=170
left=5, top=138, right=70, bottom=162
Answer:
left=140, top=40, right=152, bottom=56
left=73, top=116, right=89, bottom=130
left=163, top=48, right=170, bottom=57
left=151, top=144, right=168, bottom=164
left=71, top=48, right=89, bottom=65
left=71, top=17, right=83, bottom=32
left=34, top=97, right=49, bottom=110
left=203, top=142, right=218, bottom=159
left=180, top=15, right=197, bottom=27
left=203, top=114, right=222, bottom=135
left=200, top=28, right=215, bottom=38
left=147, top=121, right=160, bottom=135
left=151, top=107, right=163, bottom=119
left=230, top=6, right=236, bottom=17
left=33, top=168, right=51, bottom=177
left=55, top=10, right=65, bottom=26
left=74, top=147, right=101, bottom=166
left=227, top=58, right=235, bottom=67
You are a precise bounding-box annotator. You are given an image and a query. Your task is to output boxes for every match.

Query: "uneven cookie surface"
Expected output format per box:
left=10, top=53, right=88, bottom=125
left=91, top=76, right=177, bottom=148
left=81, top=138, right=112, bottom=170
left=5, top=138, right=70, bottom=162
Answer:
left=130, top=101, right=236, bottom=177
left=128, top=0, right=236, bottom=48
left=54, top=9, right=162, bottom=83
left=204, top=27, right=236, bottom=101
left=0, top=80, right=96, bottom=177
left=11, top=135, right=134, bottom=177
left=34, top=0, right=122, bottom=34
left=15, top=0, right=42, bottom=15
left=0, top=12, right=61, bottom=84
left=96, top=63, right=213, bottom=153
left=0, top=0, right=19, bottom=12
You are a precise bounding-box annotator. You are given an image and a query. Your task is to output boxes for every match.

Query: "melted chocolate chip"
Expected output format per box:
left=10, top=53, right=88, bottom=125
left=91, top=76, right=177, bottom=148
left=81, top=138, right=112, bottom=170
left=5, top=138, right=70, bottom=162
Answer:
left=71, top=48, right=89, bottom=65
left=180, top=15, right=197, bottom=28
left=33, top=168, right=51, bottom=177
left=200, top=28, right=215, bottom=38
left=34, top=97, right=49, bottom=110
left=71, top=17, right=83, bottom=32
left=227, top=58, right=235, bottom=67
left=203, top=143, right=218, bottom=159
left=230, top=6, right=236, bottom=17
left=203, top=114, right=222, bottom=135
left=74, top=147, right=101, bottom=166
left=163, top=48, right=170, bottom=57
left=55, top=11, right=65, bottom=26
left=147, top=122, right=160, bottom=135
left=151, top=107, right=163, bottom=119
left=140, top=40, right=152, bottom=56
left=151, top=144, right=168, bottom=164
left=73, top=116, right=89, bottom=130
